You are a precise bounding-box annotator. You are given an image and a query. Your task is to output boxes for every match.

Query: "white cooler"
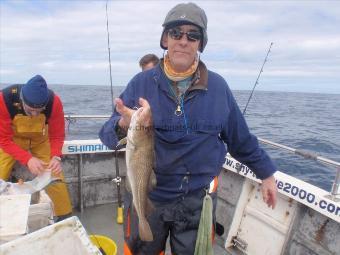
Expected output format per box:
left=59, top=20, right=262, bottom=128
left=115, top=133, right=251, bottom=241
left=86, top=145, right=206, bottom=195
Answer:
left=0, top=216, right=101, bottom=255
left=0, top=191, right=54, bottom=244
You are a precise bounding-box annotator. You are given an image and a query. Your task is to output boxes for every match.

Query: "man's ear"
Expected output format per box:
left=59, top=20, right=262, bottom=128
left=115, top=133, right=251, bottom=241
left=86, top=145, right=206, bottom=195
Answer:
left=162, top=33, right=168, bottom=48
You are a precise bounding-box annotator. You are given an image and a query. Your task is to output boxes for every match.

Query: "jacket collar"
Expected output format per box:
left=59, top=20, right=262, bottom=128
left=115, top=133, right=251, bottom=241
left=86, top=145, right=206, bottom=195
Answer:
left=154, top=58, right=208, bottom=92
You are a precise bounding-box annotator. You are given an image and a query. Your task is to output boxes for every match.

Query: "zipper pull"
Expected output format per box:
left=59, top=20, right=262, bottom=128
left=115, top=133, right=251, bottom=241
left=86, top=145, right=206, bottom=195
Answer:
left=175, top=105, right=182, bottom=116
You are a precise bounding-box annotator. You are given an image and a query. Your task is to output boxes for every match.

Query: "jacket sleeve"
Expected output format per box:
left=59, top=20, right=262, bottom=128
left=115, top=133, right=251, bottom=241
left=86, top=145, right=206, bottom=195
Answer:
left=99, top=78, right=138, bottom=149
left=99, top=114, right=122, bottom=149
left=220, top=88, right=276, bottom=180
left=48, top=95, right=65, bottom=158
left=0, top=92, right=32, bottom=165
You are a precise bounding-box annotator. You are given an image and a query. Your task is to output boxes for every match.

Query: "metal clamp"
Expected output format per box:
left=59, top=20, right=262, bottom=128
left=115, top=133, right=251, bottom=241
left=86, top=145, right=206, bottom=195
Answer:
left=232, top=236, right=248, bottom=254
left=328, top=167, right=340, bottom=202
left=112, top=176, right=122, bottom=185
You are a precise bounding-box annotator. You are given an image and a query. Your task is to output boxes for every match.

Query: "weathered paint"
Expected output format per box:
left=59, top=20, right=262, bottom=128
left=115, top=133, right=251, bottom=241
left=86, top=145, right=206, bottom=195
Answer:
left=223, top=154, right=340, bottom=223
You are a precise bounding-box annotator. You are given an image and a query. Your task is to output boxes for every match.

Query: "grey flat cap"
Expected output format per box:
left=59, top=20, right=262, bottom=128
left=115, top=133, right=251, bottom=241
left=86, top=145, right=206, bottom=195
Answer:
left=160, top=2, right=208, bottom=52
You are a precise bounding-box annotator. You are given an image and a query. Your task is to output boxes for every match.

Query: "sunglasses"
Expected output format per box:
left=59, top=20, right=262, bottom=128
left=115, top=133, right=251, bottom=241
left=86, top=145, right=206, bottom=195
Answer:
left=168, top=27, right=202, bottom=42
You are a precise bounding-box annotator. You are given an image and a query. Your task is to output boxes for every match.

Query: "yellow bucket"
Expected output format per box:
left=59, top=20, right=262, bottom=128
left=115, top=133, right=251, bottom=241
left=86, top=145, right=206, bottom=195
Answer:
left=89, top=235, right=117, bottom=255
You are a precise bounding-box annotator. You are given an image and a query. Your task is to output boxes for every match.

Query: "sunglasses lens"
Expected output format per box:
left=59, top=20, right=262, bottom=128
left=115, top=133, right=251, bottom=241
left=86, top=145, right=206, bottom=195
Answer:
left=187, top=31, right=201, bottom=41
left=169, top=28, right=183, bottom=40
left=168, top=28, right=202, bottom=42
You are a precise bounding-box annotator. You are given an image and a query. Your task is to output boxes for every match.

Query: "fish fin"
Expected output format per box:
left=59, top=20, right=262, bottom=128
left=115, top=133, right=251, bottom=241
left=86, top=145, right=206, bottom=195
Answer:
left=118, top=137, right=127, bottom=146
left=147, top=171, right=157, bottom=192
left=151, top=173, right=157, bottom=188
left=145, top=198, right=155, bottom=216
left=139, top=218, right=153, bottom=242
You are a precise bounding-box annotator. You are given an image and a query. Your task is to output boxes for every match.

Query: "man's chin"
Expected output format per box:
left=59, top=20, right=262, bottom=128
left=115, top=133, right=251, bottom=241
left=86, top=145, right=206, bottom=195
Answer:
left=171, top=60, right=192, bottom=72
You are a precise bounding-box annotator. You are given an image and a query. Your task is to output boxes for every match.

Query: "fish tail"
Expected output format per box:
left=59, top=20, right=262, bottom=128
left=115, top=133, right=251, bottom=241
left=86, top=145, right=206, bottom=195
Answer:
left=139, top=218, right=154, bottom=242
left=145, top=198, right=155, bottom=216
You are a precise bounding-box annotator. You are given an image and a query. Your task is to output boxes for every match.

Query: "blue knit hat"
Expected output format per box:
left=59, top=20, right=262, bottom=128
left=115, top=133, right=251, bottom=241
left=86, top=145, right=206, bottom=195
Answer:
left=21, top=75, right=49, bottom=108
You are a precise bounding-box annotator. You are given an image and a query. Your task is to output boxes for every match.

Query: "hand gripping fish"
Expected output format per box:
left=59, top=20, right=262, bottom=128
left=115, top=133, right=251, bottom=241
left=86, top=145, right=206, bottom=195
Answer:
left=126, top=106, right=156, bottom=242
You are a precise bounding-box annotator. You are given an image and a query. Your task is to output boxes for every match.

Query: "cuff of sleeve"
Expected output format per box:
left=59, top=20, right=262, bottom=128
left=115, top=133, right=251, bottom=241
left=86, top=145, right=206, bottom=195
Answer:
left=115, top=122, right=127, bottom=141
left=52, top=156, right=62, bottom=161
left=22, top=154, right=32, bottom=166
left=256, top=165, right=277, bottom=180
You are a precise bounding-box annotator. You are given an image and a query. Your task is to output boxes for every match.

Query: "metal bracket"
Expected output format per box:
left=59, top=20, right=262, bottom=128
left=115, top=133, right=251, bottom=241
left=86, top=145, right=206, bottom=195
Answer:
left=112, top=176, right=122, bottom=185
left=326, top=167, right=340, bottom=202
left=232, top=236, right=248, bottom=254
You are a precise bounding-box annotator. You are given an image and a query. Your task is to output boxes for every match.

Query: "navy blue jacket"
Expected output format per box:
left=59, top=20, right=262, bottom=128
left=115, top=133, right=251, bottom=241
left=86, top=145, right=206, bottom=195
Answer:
left=99, top=62, right=276, bottom=201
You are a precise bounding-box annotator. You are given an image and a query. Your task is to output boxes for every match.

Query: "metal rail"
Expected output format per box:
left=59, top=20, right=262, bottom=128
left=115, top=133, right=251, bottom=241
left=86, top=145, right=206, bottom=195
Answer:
left=64, top=115, right=340, bottom=198
left=65, top=114, right=110, bottom=120
left=258, top=137, right=340, bottom=169
left=258, top=137, right=340, bottom=198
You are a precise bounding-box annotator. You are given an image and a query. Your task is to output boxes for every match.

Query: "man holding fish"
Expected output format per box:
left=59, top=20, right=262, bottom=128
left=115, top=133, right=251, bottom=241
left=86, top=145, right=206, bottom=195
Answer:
left=100, top=3, right=277, bottom=255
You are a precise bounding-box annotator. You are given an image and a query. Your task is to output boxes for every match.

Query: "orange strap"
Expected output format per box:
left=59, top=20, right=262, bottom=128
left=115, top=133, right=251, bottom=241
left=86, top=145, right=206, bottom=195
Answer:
left=124, top=242, right=133, bottom=255
left=209, top=176, right=218, bottom=193
left=126, top=207, right=131, bottom=238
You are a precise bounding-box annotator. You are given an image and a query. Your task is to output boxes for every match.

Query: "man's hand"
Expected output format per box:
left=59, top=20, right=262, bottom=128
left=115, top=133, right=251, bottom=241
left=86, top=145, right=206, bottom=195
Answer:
left=116, top=97, right=152, bottom=128
left=27, top=157, right=48, bottom=176
left=138, top=98, right=153, bottom=127
left=48, top=156, right=62, bottom=175
left=115, top=98, right=135, bottom=129
left=261, top=175, right=277, bottom=209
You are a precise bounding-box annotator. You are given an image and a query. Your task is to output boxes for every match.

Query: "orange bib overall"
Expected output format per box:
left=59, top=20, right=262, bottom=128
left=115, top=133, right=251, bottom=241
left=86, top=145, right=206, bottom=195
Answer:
left=0, top=114, right=72, bottom=216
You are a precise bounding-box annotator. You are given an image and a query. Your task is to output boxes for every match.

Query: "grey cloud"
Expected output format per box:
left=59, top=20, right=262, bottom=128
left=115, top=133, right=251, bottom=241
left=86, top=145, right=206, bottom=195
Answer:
left=0, top=1, right=339, bottom=93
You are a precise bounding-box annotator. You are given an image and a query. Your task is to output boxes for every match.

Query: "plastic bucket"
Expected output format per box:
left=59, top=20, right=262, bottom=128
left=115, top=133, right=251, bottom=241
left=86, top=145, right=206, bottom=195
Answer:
left=89, top=235, right=117, bottom=255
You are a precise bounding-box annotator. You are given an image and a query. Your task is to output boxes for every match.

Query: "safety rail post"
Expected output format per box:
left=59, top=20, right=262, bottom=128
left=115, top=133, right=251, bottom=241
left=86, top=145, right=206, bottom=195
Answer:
left=330, top=167, right=340, bottom=201
left=77, top=154, right=84, bottom=212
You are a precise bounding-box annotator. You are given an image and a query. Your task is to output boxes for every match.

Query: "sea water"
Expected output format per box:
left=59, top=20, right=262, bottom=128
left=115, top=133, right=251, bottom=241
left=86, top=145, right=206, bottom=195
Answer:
left=1, top=84, right=339, bottom=191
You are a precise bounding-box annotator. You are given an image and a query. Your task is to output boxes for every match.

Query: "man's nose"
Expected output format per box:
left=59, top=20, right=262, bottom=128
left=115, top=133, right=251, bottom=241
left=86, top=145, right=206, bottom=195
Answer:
left=178, top=34, right=189, bottom=45
left=31, top=111, right=40, bottom=116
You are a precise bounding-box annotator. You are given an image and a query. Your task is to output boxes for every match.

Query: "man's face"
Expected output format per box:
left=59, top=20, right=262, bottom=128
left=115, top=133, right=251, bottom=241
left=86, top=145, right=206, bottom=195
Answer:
left=162, top=24, right=201, bottom=73
left=142, top=62, right=156, bottom=71
left=22, top=103, right=45, bottom=117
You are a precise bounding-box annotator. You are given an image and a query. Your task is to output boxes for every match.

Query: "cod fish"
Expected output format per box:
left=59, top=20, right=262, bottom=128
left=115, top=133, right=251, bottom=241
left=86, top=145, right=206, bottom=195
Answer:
left=126, top=107, right=156, bottom=242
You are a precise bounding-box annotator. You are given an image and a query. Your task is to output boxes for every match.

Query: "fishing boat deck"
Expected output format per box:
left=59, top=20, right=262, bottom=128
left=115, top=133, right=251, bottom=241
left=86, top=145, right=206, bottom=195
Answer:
left=74, top=203, right=123, bottom=252
left=75, top=203, right=230, bottom=255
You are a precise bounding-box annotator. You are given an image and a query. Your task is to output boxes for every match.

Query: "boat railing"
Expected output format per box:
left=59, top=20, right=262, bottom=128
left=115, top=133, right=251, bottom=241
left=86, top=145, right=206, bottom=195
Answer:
left=65, top=115, right=111, bottom=120
left=64, top=114, right=340, bottom=201
left=258, top=138, right=340, bottom=201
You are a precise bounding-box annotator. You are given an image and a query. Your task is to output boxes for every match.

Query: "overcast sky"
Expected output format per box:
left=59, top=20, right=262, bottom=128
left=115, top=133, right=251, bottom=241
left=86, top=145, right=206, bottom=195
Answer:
left=1, top=0, right=339, bottom=94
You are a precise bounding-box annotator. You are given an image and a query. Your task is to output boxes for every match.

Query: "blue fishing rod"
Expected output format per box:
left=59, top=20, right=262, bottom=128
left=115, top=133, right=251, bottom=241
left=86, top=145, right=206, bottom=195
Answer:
left=105, top=0, right=123, bottom=225
left=242, top=42, right=273, bottom=115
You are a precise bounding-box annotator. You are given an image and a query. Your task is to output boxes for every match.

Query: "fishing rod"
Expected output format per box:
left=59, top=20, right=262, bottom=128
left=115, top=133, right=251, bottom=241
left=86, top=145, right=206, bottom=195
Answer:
left=242, top=42, right=273, bottom=115
left=105, top=0, right=123, bottom=225
left=240, top=44, right=339, bottom=199
left=106, top=0, right=114, bottom=113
